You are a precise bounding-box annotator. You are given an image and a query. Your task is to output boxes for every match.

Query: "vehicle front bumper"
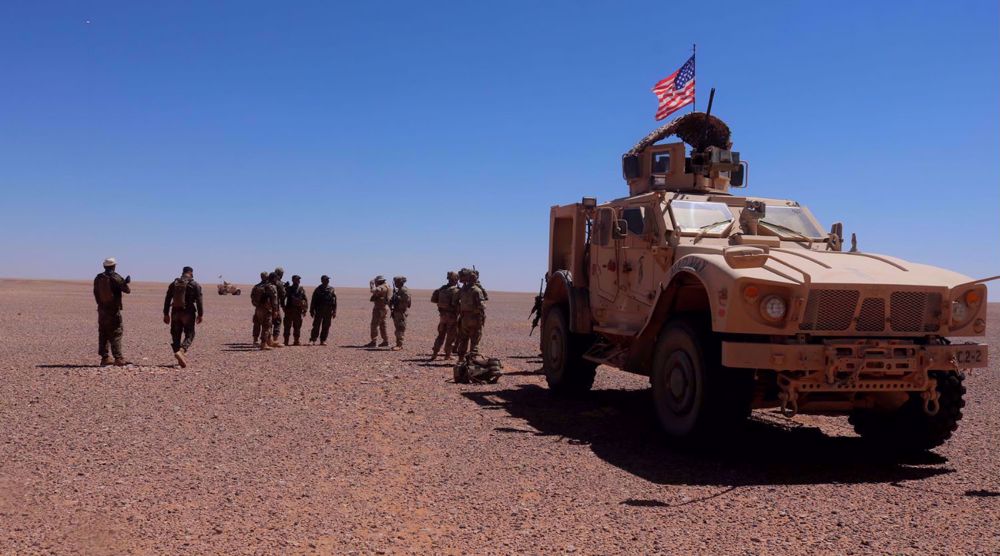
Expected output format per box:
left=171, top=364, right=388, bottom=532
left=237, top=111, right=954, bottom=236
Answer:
left=721, top=339, right=988, bottom=373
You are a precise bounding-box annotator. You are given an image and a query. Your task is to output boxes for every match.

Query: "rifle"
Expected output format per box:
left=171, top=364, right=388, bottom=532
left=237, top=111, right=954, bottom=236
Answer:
left=528, top=277, right=544, bottom=336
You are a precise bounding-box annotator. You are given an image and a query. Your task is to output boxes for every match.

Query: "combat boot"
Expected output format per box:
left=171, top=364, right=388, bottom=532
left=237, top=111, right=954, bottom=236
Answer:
left=364, top=340, right=377, bottom=348
left=293, top=339, right=301, bottom=346
left=174, top=349, right=187, bottom=368
left=378, top=340, right=390, bottom=348
left=391, top=344, right=402, bottom=351
left=100, top=355, right=113, bottom=367
left=113, top=357, right=127, bottom=367
left=260, top=340, right=271, bottom=351
left=283, top=336, right=290, bottom=346
left=270, top=338, right=284, bottom=348
left=429, top=352, right=438, bottom=362
left=319, top=341, right=327, bottom=346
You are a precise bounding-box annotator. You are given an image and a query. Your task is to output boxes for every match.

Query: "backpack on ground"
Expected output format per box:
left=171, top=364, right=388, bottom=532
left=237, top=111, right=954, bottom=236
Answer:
left=171, top=277, right=190, bottom=310
left=453, top=354, right=502, bottom=384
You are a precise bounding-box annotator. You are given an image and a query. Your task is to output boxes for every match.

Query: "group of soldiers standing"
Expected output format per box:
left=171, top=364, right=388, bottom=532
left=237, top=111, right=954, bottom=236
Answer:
left=92, top=258, right=490, bottom=367
left=250, top=267, right=338, bottom=349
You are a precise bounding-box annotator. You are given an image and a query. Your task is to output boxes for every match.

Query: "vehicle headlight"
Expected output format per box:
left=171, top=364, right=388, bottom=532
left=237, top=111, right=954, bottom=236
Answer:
left=951, top=300, right=969, bottom=323
left=760, top=295, right=787, bottom=322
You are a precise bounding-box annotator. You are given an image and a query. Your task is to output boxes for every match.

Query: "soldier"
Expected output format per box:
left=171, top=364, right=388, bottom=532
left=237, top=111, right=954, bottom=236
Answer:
left=251, top=271, right=269, bottom=346
left=365, top=275, right=391, bottom=348
left=92, top=257, right=131, bottom=366
left=472, top=268, right=489, bottom=301
left=430, top=271, right=461, bottom=361
left=309, top=275, right=338, bottom=346
left=162, top=266, right=204, bottom=368
left=253, top=273, right=281, bottom=350
left=389, top=276, right=412, bottom=351
left=455, top=268, right=487, bottom=358
left=272, top=267, right=286, bottom=341
left=283, top=274, right=308, bottom=346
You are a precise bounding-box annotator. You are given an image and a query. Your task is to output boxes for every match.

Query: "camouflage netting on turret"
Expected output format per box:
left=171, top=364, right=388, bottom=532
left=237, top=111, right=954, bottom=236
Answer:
left=626, top=112, right=731, bottom=155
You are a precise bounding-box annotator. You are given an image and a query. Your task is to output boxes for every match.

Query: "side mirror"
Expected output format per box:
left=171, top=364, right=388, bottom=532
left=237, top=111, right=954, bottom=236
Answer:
left=622, top=154, right=640, bottom=180
left=613, top=219, right=629, bottom=240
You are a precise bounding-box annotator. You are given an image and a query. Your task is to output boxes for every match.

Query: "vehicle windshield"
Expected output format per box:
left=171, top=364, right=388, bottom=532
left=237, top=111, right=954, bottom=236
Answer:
left=758, top=205, right=825, bottom=238
left=668, top=200, right=734, bottom=234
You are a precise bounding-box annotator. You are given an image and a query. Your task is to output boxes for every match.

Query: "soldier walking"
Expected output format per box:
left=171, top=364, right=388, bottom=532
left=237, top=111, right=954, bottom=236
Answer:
left=455, top=268, right=487, bottom=358
left=272, top=267, right=286, bottom=342
left=389, top=276, right=411, bottom=351
left=253, top=273, right=281, bottom=350
left=251, top=271, right=269, bottom=346
left=309, top=275, right=338, bottom=346
left=162, top=266, right=204, bottom=368
left=365, top=275, right=391, bottom=347
left=92, top=257, right=131, bottom=366
left=430, top=271, right=460, bottom=361
left=283, top=274, right=308, bottom=346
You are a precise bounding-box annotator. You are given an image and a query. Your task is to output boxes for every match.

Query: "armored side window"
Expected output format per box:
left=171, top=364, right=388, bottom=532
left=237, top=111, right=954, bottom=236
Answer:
left=652, top=152, right=670, bottom=173
left=622, top=207, right=646, bottom=236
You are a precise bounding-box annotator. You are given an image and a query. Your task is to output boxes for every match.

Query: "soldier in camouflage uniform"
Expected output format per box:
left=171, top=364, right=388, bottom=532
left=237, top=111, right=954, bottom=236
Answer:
left=162, top=266, right=204, bottom=368
left=92, top=257, right=131, bottom=366
left=389, top=276, right=412, bottom=351
left=309, top=275, right=337, bottom=345
left=455, top=268, right=487, bottom=358
left=430, top=271, right=460, bottom=361
left=365, top=275, right=391, bottom=348
left=253, top=273, right=281, bottom=350
left=251, top=271, right=268, bottom=346
left=272, top=267, right=286, bottom=340
left=283, top=274, right=308, bottom=346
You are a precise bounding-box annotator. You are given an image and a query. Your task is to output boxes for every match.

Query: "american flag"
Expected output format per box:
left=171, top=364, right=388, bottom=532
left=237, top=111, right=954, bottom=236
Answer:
left=652, top=55, right=695, bottom=120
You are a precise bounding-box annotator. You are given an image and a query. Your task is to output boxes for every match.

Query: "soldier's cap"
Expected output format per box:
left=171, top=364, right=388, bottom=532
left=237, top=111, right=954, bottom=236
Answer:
left=292, top=274, right=301, bottom=280
left=103, top=257, right=116, bottom=267
left=321, top=275, right=330, bottom=282
left=374, top=275, right=385, bottom=282
left=447, top=271, right=459, bottom=279
left=268, top=272, right=277, bottom=280
left=182, top=266, right=193, bottom=274
left=458, top=268, right=472, bottom=277
left=274, top=267, right=284, bottom=275
left=260, top=271, right=269, bottom=280
left=393, top=276, right=406, bottom=283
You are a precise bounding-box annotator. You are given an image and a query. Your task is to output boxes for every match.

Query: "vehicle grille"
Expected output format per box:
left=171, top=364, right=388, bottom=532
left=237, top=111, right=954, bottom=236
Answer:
left=889, top=292, right=942, bottom=332
left=799, top=289, right=859, bottom=331
left=855, top=298, right=885, bottom=332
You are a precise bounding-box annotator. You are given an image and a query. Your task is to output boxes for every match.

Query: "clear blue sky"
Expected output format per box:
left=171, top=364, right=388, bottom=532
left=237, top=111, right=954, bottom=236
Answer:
left=1, top=1, right=997, bottom=291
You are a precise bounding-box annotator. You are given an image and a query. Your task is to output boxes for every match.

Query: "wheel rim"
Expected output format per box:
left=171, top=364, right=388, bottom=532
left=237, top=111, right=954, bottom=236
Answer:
left=663, top=351, right=697, bottom=415
left=547, top=324, right=565, bottom=375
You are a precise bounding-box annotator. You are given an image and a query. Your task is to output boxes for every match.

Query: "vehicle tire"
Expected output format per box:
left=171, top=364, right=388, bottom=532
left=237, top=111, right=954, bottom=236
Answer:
left=849, top=371, right=965, bottom=452
left=542, top=307, right=597, bottom=394
left=650, top=317, right=753, bottom=437
left=234, top=289, right=241, bottom=296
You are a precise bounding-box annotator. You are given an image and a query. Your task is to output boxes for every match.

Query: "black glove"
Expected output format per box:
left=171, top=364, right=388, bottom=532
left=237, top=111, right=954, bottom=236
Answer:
left=125, top=275, right=131, bottom=284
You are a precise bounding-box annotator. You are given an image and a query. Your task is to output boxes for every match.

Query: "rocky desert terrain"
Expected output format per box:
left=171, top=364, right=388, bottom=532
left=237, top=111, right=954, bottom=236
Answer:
left=1, top=279, right=998, bottom=554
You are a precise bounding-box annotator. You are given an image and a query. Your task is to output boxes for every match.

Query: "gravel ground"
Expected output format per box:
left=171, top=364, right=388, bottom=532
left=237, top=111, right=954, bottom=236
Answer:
left=1, top=279, right=998, bottom=555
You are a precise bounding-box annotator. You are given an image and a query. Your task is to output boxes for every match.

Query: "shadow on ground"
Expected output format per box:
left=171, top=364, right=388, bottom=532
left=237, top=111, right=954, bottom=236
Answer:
left=462, top=384, right=952, bottom=487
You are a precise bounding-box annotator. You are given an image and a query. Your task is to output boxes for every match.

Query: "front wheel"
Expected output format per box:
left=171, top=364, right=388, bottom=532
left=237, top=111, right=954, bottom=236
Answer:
left=651, top=317, right=753, bottom=437
left=542, top=307, right=596, bottom=394
left=849, top=371, right=966, bottom=452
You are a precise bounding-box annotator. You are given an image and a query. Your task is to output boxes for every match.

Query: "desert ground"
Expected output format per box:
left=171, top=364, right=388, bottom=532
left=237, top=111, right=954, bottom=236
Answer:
left=1, top=279, right=998, bottom=555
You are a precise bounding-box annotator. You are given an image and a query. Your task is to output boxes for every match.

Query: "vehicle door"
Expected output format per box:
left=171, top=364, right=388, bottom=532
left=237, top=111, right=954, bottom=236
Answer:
left=620, top=204, right=663, bottom=308
left=590, top=207, right=620, bottom=304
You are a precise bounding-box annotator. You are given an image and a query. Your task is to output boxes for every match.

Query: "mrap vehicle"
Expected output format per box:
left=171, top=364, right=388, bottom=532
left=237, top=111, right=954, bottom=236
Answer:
left=539, top=111, right=993, bottom=451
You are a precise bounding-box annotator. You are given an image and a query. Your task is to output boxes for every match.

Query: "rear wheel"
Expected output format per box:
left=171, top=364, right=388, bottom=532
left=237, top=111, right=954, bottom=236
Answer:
left=849, top=371, right=965, bottom=452
left=542, top=307, right=597, bottom=394
left=651, top=317, right=753, bottom=437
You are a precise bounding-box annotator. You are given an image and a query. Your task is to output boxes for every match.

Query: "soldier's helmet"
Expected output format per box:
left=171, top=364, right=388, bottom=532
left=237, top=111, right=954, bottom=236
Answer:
left=393, top=276, right=406, bottom=286
left=274, top=267, right=284, bottom=277
left=458, top=268, right=473, bottom=281
left=447, top=271, right=459, bottom=280
left=321, top=275, right=330, bottom=283
left=260, top=271, right=269, bottom=281
left=374, top=275, right=386, bottom=283
left=292, top=274, right=301, bottom=281
left=268, top=272, right=277, bottom=282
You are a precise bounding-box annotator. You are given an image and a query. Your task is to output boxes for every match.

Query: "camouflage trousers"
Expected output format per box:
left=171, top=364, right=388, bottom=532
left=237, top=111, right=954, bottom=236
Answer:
left=455, top=313, right=484, bottom=357
left=432, top=311, right=458, bottom=356
left=170, top=309, right=197, bottom=353
left=310, top=308, right=334, bottom=343
left=271, top=310, right=283, bottom=339
left=370, top=305, right=389, bottom=342
left=391, top=310, right=407, bottom=347
left=253, top=306, right=274, bottom=343
left=97, top=308, right=123, bottom=359
left=283, top=308, right=304, bottom=343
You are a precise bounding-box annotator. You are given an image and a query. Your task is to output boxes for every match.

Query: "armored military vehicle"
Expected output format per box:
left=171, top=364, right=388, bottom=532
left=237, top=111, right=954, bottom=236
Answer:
left=540, top=110, right=993, bottom=451
left=217, top=277, right=241, bottom=296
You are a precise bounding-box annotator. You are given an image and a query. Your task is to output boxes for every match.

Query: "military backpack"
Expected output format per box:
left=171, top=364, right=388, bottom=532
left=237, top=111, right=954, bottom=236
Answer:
left=453, top=354, right=502, bottom=384
left=170, top=277, right=191, bottom=310
left=94, top=273, right=116, bottom=306
left=250, top=282, right=266, bottom=307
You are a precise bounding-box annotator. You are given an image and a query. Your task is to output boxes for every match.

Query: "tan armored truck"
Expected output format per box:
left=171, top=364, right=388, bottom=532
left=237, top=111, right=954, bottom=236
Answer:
left=217, top=277, right=241, bottom=296
left=540, top=112, right=993, bottom=451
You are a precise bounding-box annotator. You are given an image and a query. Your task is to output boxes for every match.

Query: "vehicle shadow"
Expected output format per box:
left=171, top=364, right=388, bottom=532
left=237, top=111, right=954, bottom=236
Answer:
left=462, top=384, right=952, bottom=487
